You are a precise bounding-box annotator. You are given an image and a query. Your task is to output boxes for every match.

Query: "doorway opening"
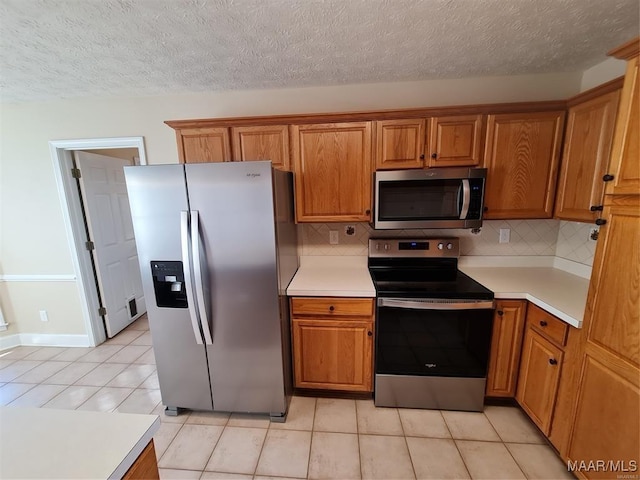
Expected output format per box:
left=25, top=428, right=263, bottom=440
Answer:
left=50, top=137, right=147, bottom=346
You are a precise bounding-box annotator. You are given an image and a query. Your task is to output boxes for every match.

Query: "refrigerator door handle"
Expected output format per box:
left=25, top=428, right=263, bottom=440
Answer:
left=190, top=210, right=213, bottom=345
left=181, top=210, right=204, bottom=345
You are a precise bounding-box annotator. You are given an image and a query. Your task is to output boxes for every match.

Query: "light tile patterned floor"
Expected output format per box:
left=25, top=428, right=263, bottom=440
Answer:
left=0, top=315, right=574, bottom=480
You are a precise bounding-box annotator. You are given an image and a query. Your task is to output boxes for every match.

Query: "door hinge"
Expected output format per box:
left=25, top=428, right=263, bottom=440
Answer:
left=85, top=241, right=95, bottom=251
left=98, top=307, right=107, bottom=316
left=71, top=168, right=81, bottom=179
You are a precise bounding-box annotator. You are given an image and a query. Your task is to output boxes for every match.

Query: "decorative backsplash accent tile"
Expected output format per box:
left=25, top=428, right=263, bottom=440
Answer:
left=300, top=220, right=560, bottom=257
left=555, top=221, right=597, bottom=266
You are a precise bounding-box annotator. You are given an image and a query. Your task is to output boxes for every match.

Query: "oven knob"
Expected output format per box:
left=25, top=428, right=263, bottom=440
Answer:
left=437, top=243, right=444, bottom=250
left=447, top=243, right=453, bottom=250
left=384, top=243, right=390, bottom=251
left=375, top=243, right=380, bottom=250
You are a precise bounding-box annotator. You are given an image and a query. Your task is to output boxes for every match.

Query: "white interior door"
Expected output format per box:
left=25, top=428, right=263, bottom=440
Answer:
left=75, top=151, right=146, bottom=337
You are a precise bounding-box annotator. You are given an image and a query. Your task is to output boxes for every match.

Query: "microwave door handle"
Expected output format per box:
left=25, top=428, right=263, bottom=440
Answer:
left=190, top=210, right=213, bottom=345
left=180, top=210, right=204, bottom=345
left=460, top=179, right=471, bottom=219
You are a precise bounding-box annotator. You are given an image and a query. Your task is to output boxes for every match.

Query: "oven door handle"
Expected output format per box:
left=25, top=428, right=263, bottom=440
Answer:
left=378, top=298, right=494, bottom=310
left=459, top=179, right=471, bottom=219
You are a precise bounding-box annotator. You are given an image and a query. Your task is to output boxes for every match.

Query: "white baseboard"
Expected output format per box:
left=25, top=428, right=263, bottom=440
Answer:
left=0, top=333, right=91, bottom=350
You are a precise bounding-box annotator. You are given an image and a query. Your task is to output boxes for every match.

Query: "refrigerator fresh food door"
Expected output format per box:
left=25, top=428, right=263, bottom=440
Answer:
left=124, top=164, right=214, bottom=411
left=185, top=161, right=287, bottom=415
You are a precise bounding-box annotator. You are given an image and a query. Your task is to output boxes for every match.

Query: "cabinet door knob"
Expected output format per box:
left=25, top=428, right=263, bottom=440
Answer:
left=367, top=331, right=373, bottom=336
left=431, top=153, right=437, bottom=159
left=483, top=206, right=489, bottom=212
left=539, top=320, right=548, bottom=327
left=329, top=306, right=335, bottom=312
left=595, top=219, right=607, bottom=226
left=549, top=358, right=558, bottom=365
left=590, top=205, right=604, bottom=212
left=497, top=310, right=504, bottom=316
left=419, top=154, right=425, bottom=160
left=365, top=209, right=371, bottom=216
left=602, top=174, right=615, bottom=182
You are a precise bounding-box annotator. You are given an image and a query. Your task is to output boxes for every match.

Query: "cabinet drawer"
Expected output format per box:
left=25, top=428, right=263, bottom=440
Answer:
left=291, top=297, right=374, bottom=317
left=527, top=303, right=568, bottom=346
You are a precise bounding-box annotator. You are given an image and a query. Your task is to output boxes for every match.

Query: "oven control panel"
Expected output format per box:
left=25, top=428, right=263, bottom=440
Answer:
left=369, top=238, right=460, bottom=258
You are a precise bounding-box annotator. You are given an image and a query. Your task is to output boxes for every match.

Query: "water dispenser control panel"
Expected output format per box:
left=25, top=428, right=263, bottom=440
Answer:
left=151, top=261, right=188, bottom=308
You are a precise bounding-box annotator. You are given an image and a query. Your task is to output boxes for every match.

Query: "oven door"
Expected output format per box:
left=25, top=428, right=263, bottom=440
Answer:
left=374, top=297, right=494, bottom=411
left=375, top=298, right=494, bottom=378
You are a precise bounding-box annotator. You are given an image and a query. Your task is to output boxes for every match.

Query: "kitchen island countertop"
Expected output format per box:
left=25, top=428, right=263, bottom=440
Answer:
left=0, top=407, right=160, bottom=479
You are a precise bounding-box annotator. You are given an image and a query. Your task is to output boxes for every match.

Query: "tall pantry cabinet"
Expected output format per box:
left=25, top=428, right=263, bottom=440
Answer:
left=565, top=37, right=639, bottom=479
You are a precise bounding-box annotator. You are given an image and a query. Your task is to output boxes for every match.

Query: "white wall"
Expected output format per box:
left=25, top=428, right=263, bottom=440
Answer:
left=0, top=71, right=583, bottom=342
left=580, top=57, right=627, bottom=92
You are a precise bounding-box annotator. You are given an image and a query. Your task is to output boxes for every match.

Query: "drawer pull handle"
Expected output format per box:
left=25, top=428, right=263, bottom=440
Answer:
left=329, top=306, right=335, bottom=311
left=549, top=358, right=558, bottom=366
left=367, top=331, right=373, bottom=336
left=497, top=310, right=504, bottom=316
left=539, top=320, right=548, bottom=327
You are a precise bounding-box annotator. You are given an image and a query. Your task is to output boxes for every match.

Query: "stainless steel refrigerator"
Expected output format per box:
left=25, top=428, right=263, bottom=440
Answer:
left=124, top=161, right=298, bottom=421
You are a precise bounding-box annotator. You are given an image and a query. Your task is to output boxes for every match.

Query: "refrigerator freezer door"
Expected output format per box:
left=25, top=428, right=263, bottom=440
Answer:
left=185, top=161, right=287, bottom=415
left=125, top=164, right=213, bottom=411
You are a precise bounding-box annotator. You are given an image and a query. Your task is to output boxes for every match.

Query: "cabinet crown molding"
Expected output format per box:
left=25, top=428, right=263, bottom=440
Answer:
left=607, top=36, right=640, bottom=61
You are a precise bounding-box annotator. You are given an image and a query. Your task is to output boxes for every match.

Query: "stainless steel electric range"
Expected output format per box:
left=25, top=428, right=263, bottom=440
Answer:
left=368, top=238, right=495, bottom=412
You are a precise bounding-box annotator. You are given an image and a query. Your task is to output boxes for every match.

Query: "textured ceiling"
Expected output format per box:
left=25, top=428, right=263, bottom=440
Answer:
left=0, top=0, right=638, bottom=103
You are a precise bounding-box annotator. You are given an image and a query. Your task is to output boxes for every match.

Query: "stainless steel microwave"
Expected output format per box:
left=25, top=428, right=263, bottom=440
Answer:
left=373, top=167, right=487, bottom=229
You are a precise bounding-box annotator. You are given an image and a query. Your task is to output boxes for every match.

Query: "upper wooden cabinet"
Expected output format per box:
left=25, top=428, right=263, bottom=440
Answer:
left=230, top=125, right=290, bottom=170
left=483, top=111, right=565, bottom=219
left=375, top=119, right=425, bottom=169
left=291, top=122, right=373, bottom=222
left=427, top=115, right=484, bottom=167
left=486, top=300, right=526, bottom=398
left=174, top=127, right=231, bottom=164
left=606, top=44, right=640, bottom=196
left=555, top=87, right=621, bottom=222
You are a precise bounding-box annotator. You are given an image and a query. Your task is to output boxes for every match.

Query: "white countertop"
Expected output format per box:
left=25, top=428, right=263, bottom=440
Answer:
left=0, top=407, right=160, bottom=479
left=287, top=254, right=590, bottom=328
left=287, top=256, right=376, bottom=297
left=459, top=257, right=590, bottom=328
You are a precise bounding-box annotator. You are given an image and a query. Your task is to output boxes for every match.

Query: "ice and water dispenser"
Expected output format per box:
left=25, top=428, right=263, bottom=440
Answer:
left=151, top=261, right=188, bottom=308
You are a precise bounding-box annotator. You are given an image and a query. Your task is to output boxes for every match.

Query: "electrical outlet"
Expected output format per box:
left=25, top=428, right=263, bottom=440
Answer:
left=329, top=230, right=339, bottom=245
left=39, top=310, right=49, bottom=322
left=499, top=228, right=510, bottom=244
left=344, top=225, right=356, bottom=236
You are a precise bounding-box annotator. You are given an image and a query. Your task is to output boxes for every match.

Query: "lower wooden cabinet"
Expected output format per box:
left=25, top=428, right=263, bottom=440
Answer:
left=516, top=304, right=567, bottom=435
left=485, top=300, right=526, bottom=397
left=290, top=297, right=374, bottom=392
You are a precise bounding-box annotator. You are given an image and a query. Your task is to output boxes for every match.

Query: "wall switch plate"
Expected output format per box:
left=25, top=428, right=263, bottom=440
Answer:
left=499, top=228, right=511, bottom=243
left=344, top=225, right=356, bottom=236
left=329, top=230, right=339, bottom=245
left=39, top=310, right=49, bottom=322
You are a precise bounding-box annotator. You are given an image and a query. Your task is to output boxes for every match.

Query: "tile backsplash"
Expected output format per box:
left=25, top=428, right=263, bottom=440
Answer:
left=555, top=221, right=598, bottom=266
left=299, top=219, right=597, bottom=266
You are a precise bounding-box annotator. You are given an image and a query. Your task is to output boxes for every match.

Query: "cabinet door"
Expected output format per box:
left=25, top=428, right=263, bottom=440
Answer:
left=231, top=125, right=290, bottom=170
left=292, top=319, right=373, bottom=392
left=516, top=328, right=564, bottom=434
left=606, top=56, right=639, bottom=196
left=567, top=198, right=640, bottom=472
left=555, top=90, right=620, bottom=222
left=486, top=300, right=526, bottom=397
left=176, top=127, right=231, bottom=164
left=291, top=122, right=372, bottom=222
left=375, top=119, right=426, bottom=170
left=483, top=112, right=564, bottom=219
left=427, top=115, right=484, bottom=167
